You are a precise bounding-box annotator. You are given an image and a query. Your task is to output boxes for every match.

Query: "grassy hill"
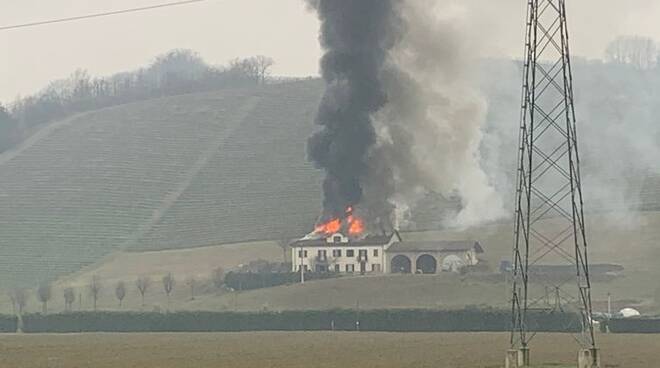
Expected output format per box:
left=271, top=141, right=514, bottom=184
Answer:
left=0, top=81, right=324, bottom=288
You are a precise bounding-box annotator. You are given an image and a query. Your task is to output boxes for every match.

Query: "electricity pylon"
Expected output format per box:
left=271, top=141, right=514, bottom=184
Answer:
left=509, top=0, right=598, bottom=366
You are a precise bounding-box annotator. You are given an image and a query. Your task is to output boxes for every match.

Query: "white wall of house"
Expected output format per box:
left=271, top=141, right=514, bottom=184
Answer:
left=290, top=233, right=387, bottom=274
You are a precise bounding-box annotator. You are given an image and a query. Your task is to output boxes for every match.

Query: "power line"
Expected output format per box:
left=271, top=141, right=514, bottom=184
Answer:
left=0, top=0, right=210, bottom=32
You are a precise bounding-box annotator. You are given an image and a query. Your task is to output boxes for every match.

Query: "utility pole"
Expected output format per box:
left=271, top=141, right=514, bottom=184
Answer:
left=300, top=246, right=305, bottom=284
left=508, top=1, right=599, bottom=367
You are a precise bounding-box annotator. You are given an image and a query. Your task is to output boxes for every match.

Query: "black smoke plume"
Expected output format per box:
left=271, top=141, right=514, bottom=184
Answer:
left=306, top=0, right=400, bottom=221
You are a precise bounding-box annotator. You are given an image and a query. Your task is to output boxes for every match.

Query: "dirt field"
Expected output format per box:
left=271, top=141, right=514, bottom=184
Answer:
left=0, top=332, right=656, bottom=368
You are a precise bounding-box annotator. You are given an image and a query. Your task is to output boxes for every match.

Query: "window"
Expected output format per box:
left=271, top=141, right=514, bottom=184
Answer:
left=298, top=250, right=308, bottom=258
left=318, top=250, right=327, bottom=258
left=346, top=249, right=355, bottom=257
left=346, top=264, right=355, bottom=273
left=373, top=249, right=379, bottom=257
left=333, top=235, right=342, bottom=243
left=332, top=249, right=342, bottom=257
left=372, top=264, right=381, bottom=272
left=358, top=250, right=367, bottom=260
left=334, top=264, right=340, bottom=272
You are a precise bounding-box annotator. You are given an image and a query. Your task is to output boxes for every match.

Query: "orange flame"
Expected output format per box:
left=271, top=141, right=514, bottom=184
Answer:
left=315, top=218, right=341, bottom=234
left=348, top=217, right=365, bottom=235
left=314, top=206, right=365, bottom=236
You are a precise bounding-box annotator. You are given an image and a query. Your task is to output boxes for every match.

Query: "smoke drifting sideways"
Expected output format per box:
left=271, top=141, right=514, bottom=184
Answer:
left=306, top=0, right=506, bottom=230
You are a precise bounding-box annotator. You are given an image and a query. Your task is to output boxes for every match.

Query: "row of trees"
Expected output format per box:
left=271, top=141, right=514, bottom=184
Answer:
left=8, top=267, right=226, bottom=315
left=0, top=50, right=275, bottom=153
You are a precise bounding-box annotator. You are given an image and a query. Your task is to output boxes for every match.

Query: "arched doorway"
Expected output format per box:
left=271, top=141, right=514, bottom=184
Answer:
left=416, top=254, right=437, bottom=274
left=390, top=255, right=412, bottom=273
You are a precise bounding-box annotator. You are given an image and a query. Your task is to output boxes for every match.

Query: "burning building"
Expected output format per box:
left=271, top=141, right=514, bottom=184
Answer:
left=295, top=0, right=494, bottom=273
left=289, top=210, right=484, bottom=274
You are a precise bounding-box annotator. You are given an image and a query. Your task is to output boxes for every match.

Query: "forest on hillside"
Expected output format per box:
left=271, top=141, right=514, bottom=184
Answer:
left=0, top=50, right=278, bottom=153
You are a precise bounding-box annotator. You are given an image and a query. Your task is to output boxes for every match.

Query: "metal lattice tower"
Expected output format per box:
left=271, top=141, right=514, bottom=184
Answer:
left=510, top=0, right=596, bottom=356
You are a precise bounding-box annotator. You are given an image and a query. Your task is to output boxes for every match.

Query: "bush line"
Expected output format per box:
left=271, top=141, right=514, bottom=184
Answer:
left=14, top=309, right=581, bottom=333
left=606, top=318, right=660, bottom=333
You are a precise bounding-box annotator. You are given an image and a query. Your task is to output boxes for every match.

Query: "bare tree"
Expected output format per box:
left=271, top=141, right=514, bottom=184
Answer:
left=63, top=287, right=75, bottom=312
left=252, top=55, right=274, bottom=84
left=9, top=288, right=28, bottom=315
left=162, top=273, right=175, bottom=308
left=115, top=281, right=126, bottom=308
left=135, top=276, right=151, bottom=307
left=212, top=267, right=225, bottom=290
left=185, top=277, right=197, bottom=301
left=36, top=282, right=52, bottom=314
left=228, top=57, right=265, bottom=84
left=89, top=275, right=102, bottom=311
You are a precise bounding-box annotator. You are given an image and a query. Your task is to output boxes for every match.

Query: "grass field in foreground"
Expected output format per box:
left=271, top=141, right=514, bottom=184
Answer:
left=0, top=332, right=654, bottom=368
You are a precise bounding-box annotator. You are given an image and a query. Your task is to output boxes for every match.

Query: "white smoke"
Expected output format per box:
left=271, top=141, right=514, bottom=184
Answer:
left=367, top=0, right=506, bottom=228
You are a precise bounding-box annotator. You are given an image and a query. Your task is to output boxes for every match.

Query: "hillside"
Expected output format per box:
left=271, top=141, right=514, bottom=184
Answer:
left=0, top=81, right=324, bottom=288
left=2, top=59, right=660, bottom=289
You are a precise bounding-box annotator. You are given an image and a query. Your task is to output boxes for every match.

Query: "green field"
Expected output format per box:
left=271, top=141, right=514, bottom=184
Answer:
left=0, top=332, right=654, bottom=368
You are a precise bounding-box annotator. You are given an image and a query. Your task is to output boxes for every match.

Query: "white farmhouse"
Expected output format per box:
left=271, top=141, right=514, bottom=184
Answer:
left=289, top=232, right=483, bottom=274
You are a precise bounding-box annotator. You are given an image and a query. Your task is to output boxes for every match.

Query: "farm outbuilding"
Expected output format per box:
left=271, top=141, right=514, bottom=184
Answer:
left=385, top=240, right=484, bottom=274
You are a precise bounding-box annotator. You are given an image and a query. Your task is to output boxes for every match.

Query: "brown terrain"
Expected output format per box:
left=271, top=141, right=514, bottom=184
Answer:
left=0, top=332, right=656, bottom=368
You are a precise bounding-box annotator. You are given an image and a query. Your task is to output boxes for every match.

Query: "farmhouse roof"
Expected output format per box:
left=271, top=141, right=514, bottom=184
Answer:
left=290, top=233, right=396, bottom=247
left=386, top=240, right=484, bottom=253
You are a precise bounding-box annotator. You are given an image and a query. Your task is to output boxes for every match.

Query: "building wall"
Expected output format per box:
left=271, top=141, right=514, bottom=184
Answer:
left=290, top=244, right=386, bottom=274
left=385, top=250, right=479, bottom=274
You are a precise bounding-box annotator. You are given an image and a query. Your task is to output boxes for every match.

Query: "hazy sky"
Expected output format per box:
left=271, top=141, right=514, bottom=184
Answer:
left=2, top=0, right=660, bottom=102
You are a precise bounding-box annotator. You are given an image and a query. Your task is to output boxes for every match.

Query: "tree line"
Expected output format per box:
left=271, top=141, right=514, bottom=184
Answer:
left=7, top=266, right=226, bottom=315
left=0, top=49, right=275, bottom=153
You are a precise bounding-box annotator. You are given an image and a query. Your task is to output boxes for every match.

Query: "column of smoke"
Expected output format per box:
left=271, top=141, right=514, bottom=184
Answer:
left=305, top=0, right=400, bottom=224
left=306, top=0, right=505, bottom=230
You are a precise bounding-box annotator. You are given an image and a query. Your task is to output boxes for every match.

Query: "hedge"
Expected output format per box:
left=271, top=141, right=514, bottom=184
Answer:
left=20, top=309, right=580, bottom=333
left=224, top=271, right=340, bottom=291
left=0, top=314, right=17, bottom=332
left=607, top=317, right=660, bottom=333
